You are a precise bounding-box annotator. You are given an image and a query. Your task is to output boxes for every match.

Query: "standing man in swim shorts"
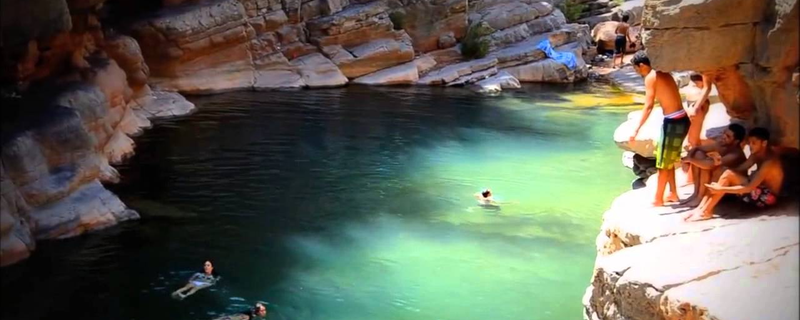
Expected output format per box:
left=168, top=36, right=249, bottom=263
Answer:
left=612, top=14, right=633, bottom=69
left=629, top=51, right=689, bottom=206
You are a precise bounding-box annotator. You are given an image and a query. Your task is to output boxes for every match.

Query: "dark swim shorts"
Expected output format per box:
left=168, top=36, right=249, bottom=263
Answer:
left=614, top=35, right=627, bottom=54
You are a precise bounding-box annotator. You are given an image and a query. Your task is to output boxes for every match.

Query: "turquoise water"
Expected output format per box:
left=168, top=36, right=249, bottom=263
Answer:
left=1, top=84, right=637, bottom=320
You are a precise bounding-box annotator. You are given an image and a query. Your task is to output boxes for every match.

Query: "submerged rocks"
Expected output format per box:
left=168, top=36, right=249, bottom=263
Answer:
left=471, top=70, right=521, bottom=93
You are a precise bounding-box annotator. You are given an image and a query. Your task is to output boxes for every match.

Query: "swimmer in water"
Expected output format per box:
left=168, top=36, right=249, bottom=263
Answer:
left=239, top=302, right=268, bottom=319
left=474, top=189, right=499, bottom=206
left=172, top=260, right=221, bottom=300
left=214, top=302, right=267, bottom=320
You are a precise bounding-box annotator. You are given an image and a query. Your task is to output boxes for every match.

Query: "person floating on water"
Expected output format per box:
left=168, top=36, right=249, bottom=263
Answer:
left=172, top=260, right=221, bottom=300
left=214, top=302, right=268, bottom=320
left=474, top=189, right=499, bottom=207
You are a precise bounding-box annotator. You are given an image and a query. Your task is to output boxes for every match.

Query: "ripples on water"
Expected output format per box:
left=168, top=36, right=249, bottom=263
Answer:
left=1, top=84, right=638, bottom=320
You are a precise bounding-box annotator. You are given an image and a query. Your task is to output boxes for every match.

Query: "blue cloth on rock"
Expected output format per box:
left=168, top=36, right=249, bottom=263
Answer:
left=535, top=39, right=577, bottom=70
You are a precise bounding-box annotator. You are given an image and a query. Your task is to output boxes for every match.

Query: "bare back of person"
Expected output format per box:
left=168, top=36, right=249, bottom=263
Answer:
left=651, top=71, right=683, bottom=114
left=615, top=22, right=629, bottom=36
left=749, top=149, right=784, bottom=195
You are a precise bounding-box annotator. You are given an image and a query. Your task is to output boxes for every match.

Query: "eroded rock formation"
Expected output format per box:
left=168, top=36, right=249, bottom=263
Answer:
left=583, top=176, right=799, bottom=320
left=121, top=0, right=591, bottom=92
left=641, top=0, right=799, bottom=149
left=0, top=0, right=194, bottom=266
left=1, top=0, right=595, bottom=266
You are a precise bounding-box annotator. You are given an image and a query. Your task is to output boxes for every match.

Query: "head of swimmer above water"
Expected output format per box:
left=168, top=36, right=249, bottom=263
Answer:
left=254, top=303, right=267, bottom=317
left=203, top=260, right=214, bottom=275
left=481, top=189, right=492, bottom=198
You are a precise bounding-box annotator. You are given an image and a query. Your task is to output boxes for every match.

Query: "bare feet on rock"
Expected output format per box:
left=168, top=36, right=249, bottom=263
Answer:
left=683, top=209, right=713, bottom=222
left=665, top=193, right=680, bottom=204
left=652, top=199, right=664, bottom=207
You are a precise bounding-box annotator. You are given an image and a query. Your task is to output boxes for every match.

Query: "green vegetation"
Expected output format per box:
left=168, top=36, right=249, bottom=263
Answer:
left=557, top=0, right=587, bottom=22
left=460, top=24, right=490, bottom=59
left=389, top=11, right=406, bottom=30
left=613, top=0, right=625, bottom=6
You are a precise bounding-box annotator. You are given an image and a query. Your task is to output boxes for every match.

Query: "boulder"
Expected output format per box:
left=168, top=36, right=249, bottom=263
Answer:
left=473, top=1, right=554, bottom=31
left=503, top=55, right=586, bottom=83
left=129, top=0, right=258, bottom=93
left=591, top=21, right=641, bottom=54
left=290, top=53, right=349, bottom=88
left=306, top=1, right=395, bottom=48
left=471, top=70, right=521, bottom=93
left=335, top=32, right=415, bottom=78
left=641, top=0, right=799, bottom=149
left=320, top=45, right=356, bottom=64
left=417, top=57, right=498, bottom=85
left=584, top=180, right=799, bottom=320
left=401, top=0, right=468, bottom=53
left=438, top=32, right=458, bottom=49
left=352, top=61, right=419, bottom=85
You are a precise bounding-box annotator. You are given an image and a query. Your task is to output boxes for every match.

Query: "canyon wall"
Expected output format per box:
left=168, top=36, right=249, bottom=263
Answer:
left=1, top=0, right=593, bottom=266
left=0, top=0, right=194, bottom=266
left=640, top=0, right=799, bottom=149
left=121, top=0, right=592, bottom=93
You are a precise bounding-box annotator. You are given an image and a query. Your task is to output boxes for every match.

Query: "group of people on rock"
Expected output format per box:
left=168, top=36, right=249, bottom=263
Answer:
left=627, top=51, right=784, bottom=222
left=171, top=260, right=268, bottom=319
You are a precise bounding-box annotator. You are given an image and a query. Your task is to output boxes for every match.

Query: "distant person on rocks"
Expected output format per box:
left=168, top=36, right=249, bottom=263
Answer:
left=172, top=260, right=221, bottom=300
left=683, top=127, right=784, bottom=222
left=612, top=14, right=634, bottom=69
left=680, top=123, right=747, bottom=207
left=628, top=51, right=689, bottom=206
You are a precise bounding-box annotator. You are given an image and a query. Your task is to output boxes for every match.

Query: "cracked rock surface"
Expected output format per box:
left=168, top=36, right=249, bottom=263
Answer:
left=583, top=181, right=799, bottom=320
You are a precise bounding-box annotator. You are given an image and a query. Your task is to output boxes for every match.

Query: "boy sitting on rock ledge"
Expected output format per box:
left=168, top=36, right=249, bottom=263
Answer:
left=683, top=127, right=784, bottom=222
left=680, top=123, right=747, bottom=207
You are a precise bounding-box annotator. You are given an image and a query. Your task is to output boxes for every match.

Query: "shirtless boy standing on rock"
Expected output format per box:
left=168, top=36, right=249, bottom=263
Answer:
left=629, top=51, right=690, bottom=206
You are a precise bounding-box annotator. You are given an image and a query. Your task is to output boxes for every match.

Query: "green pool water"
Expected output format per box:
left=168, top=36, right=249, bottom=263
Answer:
left=1, top=84, right=638, bottom=320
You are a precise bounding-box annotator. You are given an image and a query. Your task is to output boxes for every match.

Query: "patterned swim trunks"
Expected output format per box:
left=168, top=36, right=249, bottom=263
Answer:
left=741, top=186, right=778, bottom=207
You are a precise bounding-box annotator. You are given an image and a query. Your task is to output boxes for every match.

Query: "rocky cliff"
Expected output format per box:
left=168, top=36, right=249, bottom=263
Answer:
left=0, top=0, right=593, bottom=266
left=583, top=178, right=799, bottom=320
left=0, top=0, right=194, bottom=266
left=641, top=0, right=799, bottom=149
left=121, top=0, right=592, bottom=93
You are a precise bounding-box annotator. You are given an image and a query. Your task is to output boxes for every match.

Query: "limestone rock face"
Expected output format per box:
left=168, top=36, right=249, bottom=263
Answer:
left=400, top=0, right=468, bottom=53
left=583, top=181, right=799, bottom=320
left=129, top=0, right=257, bottom=93
left=0, top=0, right=195, bottom=266
left=336, top=31, right=415, bottom=78
left=352, top=61, right=420, bottom=85
left=473, top=1, right=554, bottom=31
left=290, top=53, right=349, bottom=87
left=641, top=0, right=799, bottom=149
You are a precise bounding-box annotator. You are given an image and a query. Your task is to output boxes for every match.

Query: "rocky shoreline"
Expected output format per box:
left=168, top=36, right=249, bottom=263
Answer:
left=0, top=0, right=619, bottom=266
left=583, top=0, right=799, bottom=318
